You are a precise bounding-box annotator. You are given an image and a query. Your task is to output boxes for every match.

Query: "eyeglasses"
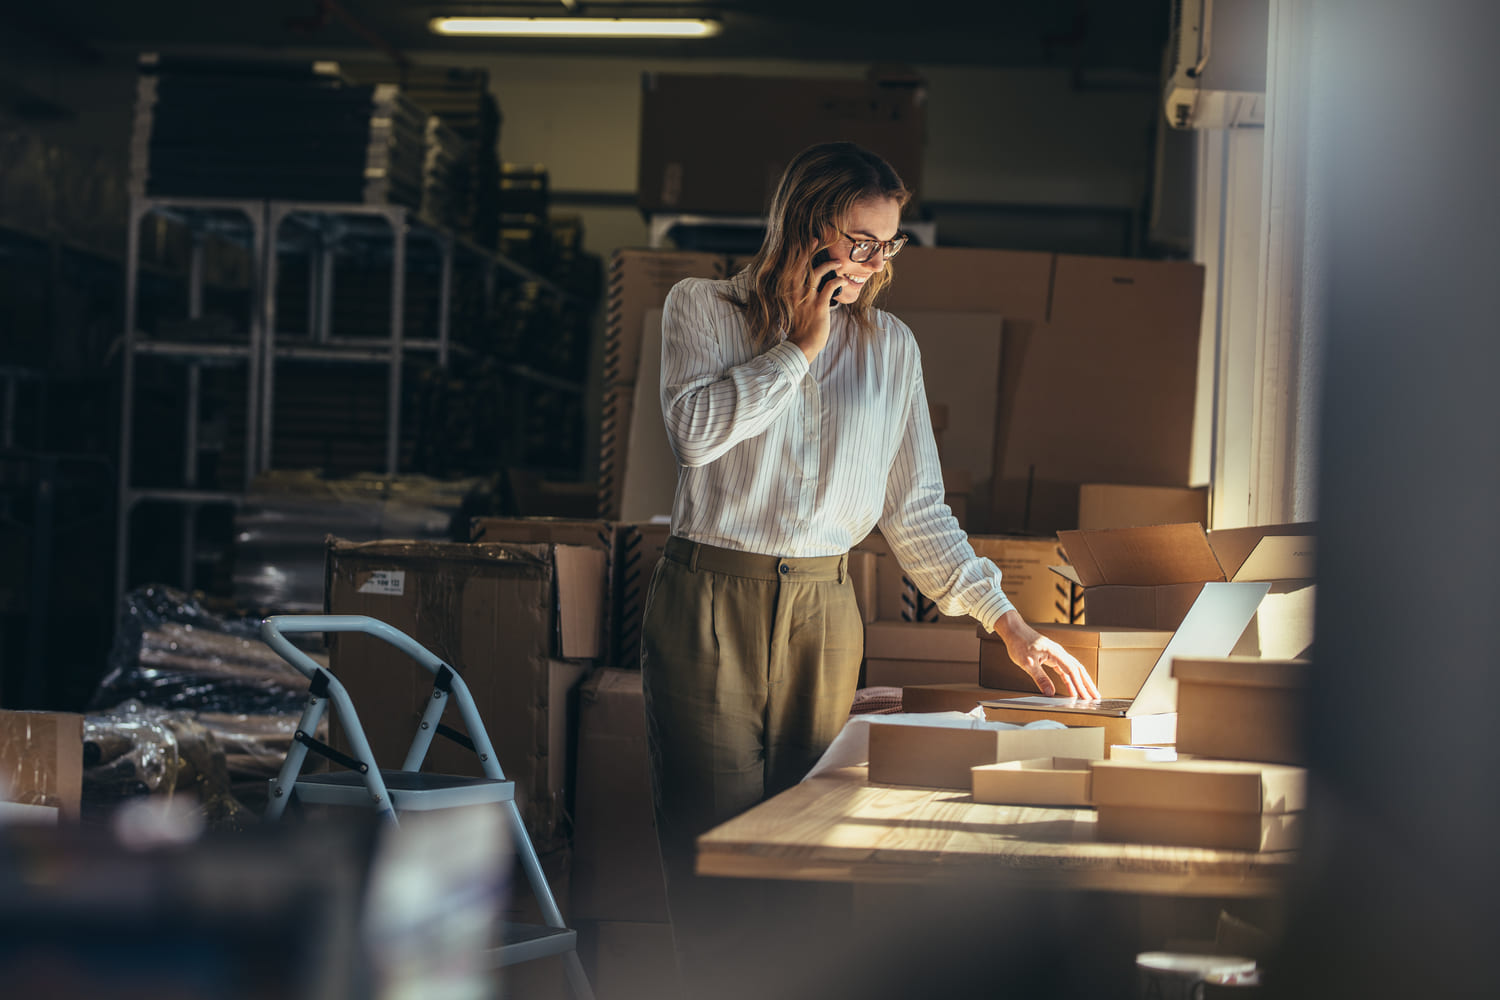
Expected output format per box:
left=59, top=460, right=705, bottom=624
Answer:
left=838, top=230, right=908, bottom=263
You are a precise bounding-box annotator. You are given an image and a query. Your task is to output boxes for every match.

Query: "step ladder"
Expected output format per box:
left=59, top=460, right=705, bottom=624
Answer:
left=260, top=614, right=594, bottom=1000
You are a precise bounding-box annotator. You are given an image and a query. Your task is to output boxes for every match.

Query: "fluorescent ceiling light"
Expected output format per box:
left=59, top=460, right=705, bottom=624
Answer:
left=430, top=17, right=722, bottom=38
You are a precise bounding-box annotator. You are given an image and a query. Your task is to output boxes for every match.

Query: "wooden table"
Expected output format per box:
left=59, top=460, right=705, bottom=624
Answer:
left=697, top=766, right=1296, bottom=898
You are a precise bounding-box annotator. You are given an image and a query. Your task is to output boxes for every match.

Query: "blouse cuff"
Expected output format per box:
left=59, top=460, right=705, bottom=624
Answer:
left=973, top=590, right=1018, bottom=634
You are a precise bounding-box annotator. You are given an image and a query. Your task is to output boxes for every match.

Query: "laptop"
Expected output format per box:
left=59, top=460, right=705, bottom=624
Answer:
left=982, top=580, right=1271, bottom=718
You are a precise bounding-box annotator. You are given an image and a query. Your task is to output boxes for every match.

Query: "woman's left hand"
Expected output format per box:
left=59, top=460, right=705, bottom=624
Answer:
left=992, top=610, right=1101, bottom=700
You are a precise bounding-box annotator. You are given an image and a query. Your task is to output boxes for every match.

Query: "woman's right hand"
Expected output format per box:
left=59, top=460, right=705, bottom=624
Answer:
left=787, top=258, right=846, bottom=362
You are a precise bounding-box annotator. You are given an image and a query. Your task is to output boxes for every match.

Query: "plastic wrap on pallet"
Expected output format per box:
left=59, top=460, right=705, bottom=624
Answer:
left=82, top=699, right=251, bottom=829
left=231, top=472, right=478, bottom=612
left=89, top=585, right=314, bottom=715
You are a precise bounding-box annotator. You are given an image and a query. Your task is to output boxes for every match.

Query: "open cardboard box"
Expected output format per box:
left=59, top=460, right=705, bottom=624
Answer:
left=1173, top=657, right=1309, bottom=765
left=971, top=756, right=1094, bottom=807
left=866, top=718, right=1104, bottom=789
left=979, top=623, right=1173, bottom=699
left=470, top=517, right=617, bottom=661
left=1052, top=522, right=1316, bottom=659
left=1090, top=758, right=1306, bottom=852
left=980, top=579, right=1271, bottom=746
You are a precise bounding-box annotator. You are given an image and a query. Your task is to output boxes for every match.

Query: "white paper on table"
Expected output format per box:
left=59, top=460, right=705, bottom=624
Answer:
left=802, top=709, right=1066, bottom=781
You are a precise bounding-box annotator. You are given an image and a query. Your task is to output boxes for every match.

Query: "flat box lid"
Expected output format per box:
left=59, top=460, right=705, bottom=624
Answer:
left=1207, top=522, right=1317, bottom=581
left=1172, top=657, right=1310, bottom=689
left=1059, top=523, right=1226, bottom=587
left=1056, top=522, right=1318, bottom=589
left=1030, top=623, right=1175, bottom=649
left=1090, top=759, right=1306, bottom=815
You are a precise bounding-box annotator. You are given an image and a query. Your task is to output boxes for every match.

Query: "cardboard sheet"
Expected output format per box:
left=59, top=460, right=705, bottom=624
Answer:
left=620, top=306, right=676, bottom=522
left=892, top=311, right=1005, bottom=490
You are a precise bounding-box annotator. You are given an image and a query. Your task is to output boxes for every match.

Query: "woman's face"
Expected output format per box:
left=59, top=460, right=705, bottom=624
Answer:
left=823, top=196, right=902, bottom=304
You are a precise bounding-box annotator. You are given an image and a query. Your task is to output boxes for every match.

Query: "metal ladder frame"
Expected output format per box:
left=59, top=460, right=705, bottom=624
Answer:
left=260, top=613, right=594, bottom=998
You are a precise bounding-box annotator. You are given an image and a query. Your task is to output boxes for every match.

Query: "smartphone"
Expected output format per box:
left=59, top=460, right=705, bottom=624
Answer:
left=813, top=249, right=841, bottom=300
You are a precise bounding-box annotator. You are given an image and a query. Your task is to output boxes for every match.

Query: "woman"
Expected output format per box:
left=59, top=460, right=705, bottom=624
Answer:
left=640, top=141, right=1098, bottom=996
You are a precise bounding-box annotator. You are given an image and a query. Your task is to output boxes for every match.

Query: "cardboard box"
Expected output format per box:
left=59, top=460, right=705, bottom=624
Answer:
left=876, top=248, right=1206, bottom=536
left=0, top=710, right=82, bottom=823
left=638, top=72, right=926, bottom=216
left=899, top=311, right=1004, bottom=501
left=469, top=518, right=617, bottom=662
left=863, top=622, right=981, bottom=686
left=980, top=695, right=1178, bottom=748
left=598, top=250, right=726, bottom=522
left=325, top=539, right=598, bottom=848
left=862, top=531, right=1082, bottom=626
left=865, top=658, right=978, bottom=688
left=901, top=682, right=1007, bottom=715
left=1097, top=806, right=1301, bottom=852
left=570, top=670, right=668, bottom=923
left=615, top=521, right=673, bottom=670
left=1173, top=657, right=1309, bottom=764
left=998, top=255, right=1205, bottom=489
left=866, top=719, right=1104, bottom=789
left=1077, top=484, right=1209, bottom=530
left=1109, top=745, right=1181, bottom=762
left=880, top=247, right=1054, bottom=318
left=864, top=621, right=979, bottom=662
left=603, top=249, right=725, bottom=388
left=1090, top=759, right=1306, bottom=851
left=971, top=757, right=1095, bottom=807
left=597, top=383, right=636, bottom=522
left=848, top=549, right=878, bottom=625
left=853, top=531, right=915, bottom=622
left=978, top=623, right=1173, bottom=699
left=1054, top=522, right=1314, bottom=635
left=979, top=577, right=1270, bottom=744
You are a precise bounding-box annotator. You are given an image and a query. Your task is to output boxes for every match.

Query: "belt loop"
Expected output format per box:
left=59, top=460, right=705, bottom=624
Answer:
left=838, top=553, right=847, bottom=584
left=688, top=540, right=701, bottom=572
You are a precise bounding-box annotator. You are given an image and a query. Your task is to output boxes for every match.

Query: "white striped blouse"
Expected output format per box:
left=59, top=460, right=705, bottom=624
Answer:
left=659, top=274, right=1016, bottom=629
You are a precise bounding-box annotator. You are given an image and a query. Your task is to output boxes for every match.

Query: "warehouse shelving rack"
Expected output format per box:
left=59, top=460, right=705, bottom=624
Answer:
left=115, top=194, right=571, bottom=602
left=116, top=194, right=268, bottom=602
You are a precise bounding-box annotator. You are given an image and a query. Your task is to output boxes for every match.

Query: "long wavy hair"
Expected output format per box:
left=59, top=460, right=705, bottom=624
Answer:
left=723, top=141, right=911, bottom=350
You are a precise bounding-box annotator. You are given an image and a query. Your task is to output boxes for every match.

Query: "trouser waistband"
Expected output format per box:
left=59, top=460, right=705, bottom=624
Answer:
left=663, top=536, right=848, bottom=583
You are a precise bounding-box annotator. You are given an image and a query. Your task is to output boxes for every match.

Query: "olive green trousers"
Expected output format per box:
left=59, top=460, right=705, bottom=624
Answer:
left=641, top=535, right=863, bottom=999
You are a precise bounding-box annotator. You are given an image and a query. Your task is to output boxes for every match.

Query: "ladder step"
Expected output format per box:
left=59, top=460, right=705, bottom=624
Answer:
left=494, top=923, right=578, bottom=966
left=295, top=769, right=514, bottom=811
